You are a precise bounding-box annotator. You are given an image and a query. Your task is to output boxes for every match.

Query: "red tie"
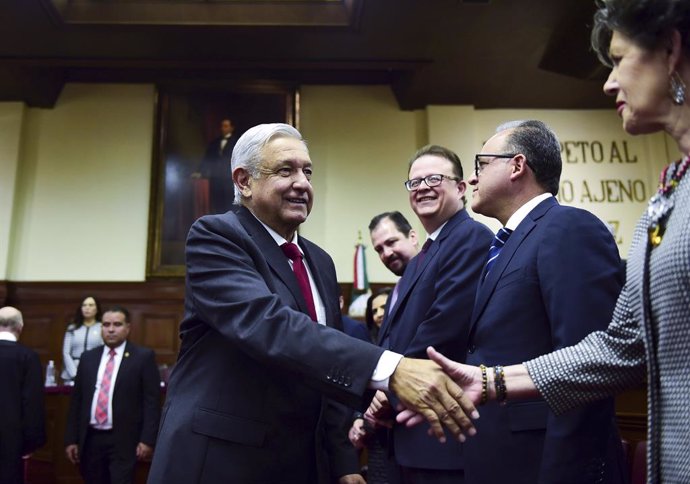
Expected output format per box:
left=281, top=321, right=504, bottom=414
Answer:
left=281, top=243, right=318, bottom=322
left=95, top=349, right=116, bottom=425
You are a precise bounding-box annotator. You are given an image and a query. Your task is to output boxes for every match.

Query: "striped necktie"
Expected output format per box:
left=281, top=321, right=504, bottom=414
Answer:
left=483, top=227, right=513, bottom=280
left=95, top=349, right=116, bottom=425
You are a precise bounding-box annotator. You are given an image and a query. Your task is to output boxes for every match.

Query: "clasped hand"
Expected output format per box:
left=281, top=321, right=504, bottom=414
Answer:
left=389, top=351, right=481, bottom=443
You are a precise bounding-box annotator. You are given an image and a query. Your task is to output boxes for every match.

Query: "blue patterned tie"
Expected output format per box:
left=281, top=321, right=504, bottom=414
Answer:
left=483, top=227, right=513, bottom=280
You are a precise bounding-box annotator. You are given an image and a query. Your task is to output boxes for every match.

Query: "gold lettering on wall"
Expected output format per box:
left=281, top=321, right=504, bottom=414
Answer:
left=558, top=179, right=647, bottom=204
left=560, top=140, right=638, bottom=164
left=556, top=138, right=649, bottom=250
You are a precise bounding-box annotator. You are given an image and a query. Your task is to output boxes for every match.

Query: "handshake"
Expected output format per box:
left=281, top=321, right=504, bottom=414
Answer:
left=360, top=346, right=531, bottom=443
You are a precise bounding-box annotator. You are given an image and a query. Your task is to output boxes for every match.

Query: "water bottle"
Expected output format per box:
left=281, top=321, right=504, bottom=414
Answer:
left=45, top=360, right=57, bottom=387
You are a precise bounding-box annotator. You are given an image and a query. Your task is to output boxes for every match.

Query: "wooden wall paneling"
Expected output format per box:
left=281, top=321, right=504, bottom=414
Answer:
left=138, top=312, right=182, bottom=365
left=5, top=281, right=185, bottom=372
left=0, top=280, right=7, bottom=305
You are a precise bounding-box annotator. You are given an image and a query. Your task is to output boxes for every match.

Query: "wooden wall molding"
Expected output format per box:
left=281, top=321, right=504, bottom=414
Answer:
left=4, top=280, right=376, bottom=369
left=0, top=280, right=7, bottom=306
left=5, top=280, right=186, bottom=371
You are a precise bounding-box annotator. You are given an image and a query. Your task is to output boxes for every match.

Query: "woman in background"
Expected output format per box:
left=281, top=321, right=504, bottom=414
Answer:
left=60, top=295, right=103, bottom=384
left=364, top=287, right=391, bottom=344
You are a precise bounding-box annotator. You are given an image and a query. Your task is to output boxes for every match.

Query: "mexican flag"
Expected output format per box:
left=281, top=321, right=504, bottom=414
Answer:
left=353, top=242, right=369, bottom=292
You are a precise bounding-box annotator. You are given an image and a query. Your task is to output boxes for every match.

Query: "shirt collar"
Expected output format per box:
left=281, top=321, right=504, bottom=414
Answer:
left=505, top=193, right=553, bottom=231
left=103, top=340, right=127, bottom=356
left=426, top=220, right=449, bottom=242
left=0, top=331, right=17, bottom=342
left=250, top=211, right=303, bottom=254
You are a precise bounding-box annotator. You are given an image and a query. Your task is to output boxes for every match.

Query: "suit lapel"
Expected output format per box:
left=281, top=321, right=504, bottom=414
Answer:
left=378, top=210, right=466, bottom=343
left=470, top=198, right=556, bottom=333
left=235, top=206, right=313, bottom=317
left=113, top=342, right=132, bottom=395
left=85, top=346, right=103, bottom=391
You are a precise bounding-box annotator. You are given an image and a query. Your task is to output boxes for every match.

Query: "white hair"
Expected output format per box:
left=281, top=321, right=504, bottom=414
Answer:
left=231, top=123, right=306, bottom=204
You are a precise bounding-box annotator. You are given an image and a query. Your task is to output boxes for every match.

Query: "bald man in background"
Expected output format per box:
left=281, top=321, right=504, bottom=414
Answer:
left=0, top=306, right=46, bottom=484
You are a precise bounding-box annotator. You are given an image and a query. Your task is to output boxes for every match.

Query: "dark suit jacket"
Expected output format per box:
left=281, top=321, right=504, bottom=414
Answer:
left=378, top=208, right=493, bottom=470
left=64, top=342, right=160, bottom=463
left=342, top=316, right=370, bottom=342
left=465, top=197, right=626, bottom=484
left=148, top=206, right=384, bottom=484
left=200, top=135, right=235, bottom=174
left=0, top=340, right=45, bottom=484
left=198, top=135, right=237, bottom=214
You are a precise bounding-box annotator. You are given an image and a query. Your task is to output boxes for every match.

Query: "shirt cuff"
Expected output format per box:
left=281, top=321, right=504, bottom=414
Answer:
left=369, top=350, right=403, bottom=391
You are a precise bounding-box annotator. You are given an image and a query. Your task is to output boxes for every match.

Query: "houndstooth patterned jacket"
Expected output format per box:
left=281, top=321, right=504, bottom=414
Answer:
left=525, top=167, right=690, bottom=484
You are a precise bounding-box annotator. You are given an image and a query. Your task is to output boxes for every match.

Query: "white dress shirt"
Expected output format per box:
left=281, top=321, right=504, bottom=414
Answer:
left=90, top=341, right=127, bottom=429
left=251, top=212, right=402, bottom=389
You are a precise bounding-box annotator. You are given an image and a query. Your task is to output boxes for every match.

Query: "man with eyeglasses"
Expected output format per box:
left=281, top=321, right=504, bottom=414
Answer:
left=367, top=145, right=492, bottom=484
left=455, top=120, right=626, bottom=484
left=148, top=125, right=481, bottom=484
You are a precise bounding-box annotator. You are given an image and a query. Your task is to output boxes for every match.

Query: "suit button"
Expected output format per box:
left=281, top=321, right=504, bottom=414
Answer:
left=468, top=345, right=476, bottom=354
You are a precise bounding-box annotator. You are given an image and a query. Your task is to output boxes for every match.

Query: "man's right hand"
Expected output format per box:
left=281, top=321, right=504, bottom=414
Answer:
left=65, top=444, right=79, bottom=465
left=389, top=353, right=479, bottom=443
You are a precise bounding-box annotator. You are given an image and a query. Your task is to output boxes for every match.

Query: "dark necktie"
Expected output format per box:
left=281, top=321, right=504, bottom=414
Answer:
left=414, top=239, right=433, bottom=274
left=281, top=243, right=318, bottom=322
left=95, top=349, right=116, bottom=425
left=219, top=136, right=230, bottom=154
left=483, top=227, right=513, bottom=280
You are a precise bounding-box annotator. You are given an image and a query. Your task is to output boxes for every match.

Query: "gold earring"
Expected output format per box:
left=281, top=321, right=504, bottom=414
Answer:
left=670, top=71, right=686, bottom=105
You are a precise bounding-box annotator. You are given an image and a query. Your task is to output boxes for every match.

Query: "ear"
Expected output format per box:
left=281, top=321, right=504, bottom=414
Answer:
left=455, top=179, right=467, bottom=197
left=232, top=167, right=253, bottom=199
left=408, top=229, right=419, bottom=246
left=668, top=29, right=683, bottom=74
left=508, top=154, right=529, bottom=182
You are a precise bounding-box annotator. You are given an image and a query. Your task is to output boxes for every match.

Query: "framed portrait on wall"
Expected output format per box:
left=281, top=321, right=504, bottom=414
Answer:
left=147, top=82, right=298, bottom=277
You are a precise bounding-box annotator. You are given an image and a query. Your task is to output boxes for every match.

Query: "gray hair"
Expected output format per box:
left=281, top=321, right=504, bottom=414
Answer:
left=231, top=123, right=306, bottom=204
left=495, top=120, right=562, bottom=196
left=0, top=306, right=24, bottom=333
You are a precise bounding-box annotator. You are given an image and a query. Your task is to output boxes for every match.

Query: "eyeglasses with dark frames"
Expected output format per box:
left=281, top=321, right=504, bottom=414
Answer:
left=473, top=154, right=516, bottom=177
left=403, top=174, right=460, bottom=192
left=474, top=153, right=539, bottom=178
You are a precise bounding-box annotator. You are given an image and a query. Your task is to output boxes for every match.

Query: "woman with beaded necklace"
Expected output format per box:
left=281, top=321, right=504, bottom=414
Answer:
left=401, top=1, right=690, bottom=483
left=60, top=295, right=103, bottom=384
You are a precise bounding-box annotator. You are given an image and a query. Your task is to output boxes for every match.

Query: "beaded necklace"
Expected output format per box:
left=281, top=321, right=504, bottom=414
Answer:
left=647, top=155, right=690, bottom=247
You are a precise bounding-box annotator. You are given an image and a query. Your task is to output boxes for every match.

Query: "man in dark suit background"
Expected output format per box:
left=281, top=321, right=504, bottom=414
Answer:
left=369, top=146, right=493, bottom=484
left=0, top=306, right=45, bottom=484
left=147, top=123, right=478, bottom=484
left=463, top=120, right=626, bottom=483
left=65, top=306, right=160, bottom=484
left=192, top=117, right=238, bottom=214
